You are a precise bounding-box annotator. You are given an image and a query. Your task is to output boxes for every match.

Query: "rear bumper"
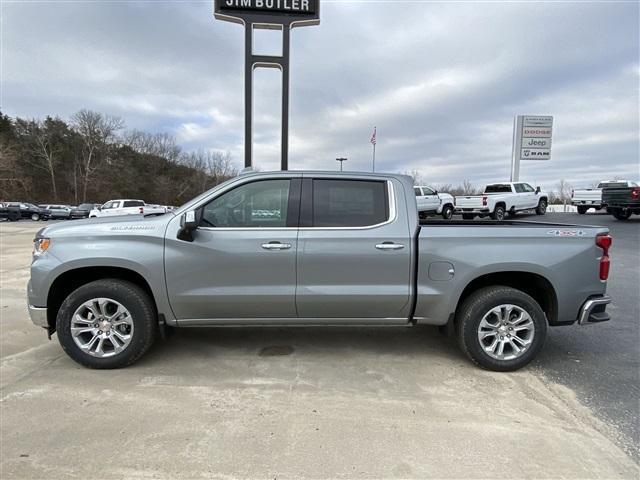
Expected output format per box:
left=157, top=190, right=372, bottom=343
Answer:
left=578, top=295, right=611, bottom=325
left=454, top=208, right=490, bottom=214
left=28, top=304, right=48, bottom=328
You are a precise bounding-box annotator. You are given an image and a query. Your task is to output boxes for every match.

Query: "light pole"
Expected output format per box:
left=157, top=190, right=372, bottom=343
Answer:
left=336, top=157, right=347, bottom=172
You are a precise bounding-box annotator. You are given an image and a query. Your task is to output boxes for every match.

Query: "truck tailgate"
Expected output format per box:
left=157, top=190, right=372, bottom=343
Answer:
left=455, top=196, right=483, bottom=209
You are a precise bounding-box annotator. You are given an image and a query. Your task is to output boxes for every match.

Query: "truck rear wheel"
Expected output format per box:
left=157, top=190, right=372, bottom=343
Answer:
left=611, top=209, right=632, bottom=220
left=456, top=286, right=547, bottom=371
left=577, top=206, right=588, bottom=214
left=56, top=279, right=157, bottom=369
left=490, top=205, right=505, bottom=221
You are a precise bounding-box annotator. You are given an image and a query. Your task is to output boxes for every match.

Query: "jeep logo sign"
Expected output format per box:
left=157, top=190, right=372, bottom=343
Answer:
left=215, top=0, right=320, bottom=25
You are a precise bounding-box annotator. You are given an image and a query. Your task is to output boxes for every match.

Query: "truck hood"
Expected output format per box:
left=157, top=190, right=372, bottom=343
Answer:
left=37, top=213, right=174, bottom=239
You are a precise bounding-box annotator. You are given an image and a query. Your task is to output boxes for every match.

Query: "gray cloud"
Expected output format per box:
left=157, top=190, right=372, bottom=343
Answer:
left=2, top=0, right=638, bottom=191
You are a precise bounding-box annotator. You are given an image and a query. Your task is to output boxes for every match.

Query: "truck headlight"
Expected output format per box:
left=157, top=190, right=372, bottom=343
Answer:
left=33, top=237, right=51, bottom=256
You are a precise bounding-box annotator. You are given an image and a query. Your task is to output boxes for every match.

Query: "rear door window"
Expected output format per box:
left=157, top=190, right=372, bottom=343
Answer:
left=484, top=184, right=512, bottom=193
left=123, top=200, right=144, bottom=208
left=311, top=179, right=388, bottom=227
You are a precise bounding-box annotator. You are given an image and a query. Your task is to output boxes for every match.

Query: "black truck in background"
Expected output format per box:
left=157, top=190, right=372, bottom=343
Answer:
left=602, top=182, right=640, bottom=220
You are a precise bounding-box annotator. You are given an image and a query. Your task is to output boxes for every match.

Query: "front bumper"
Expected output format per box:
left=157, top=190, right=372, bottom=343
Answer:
left=578, top=295, right=611, bottom=325
left=28, top=304, right=48, bottom=328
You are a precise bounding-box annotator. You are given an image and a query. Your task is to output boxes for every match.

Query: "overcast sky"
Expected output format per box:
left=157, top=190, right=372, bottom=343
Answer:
left=2, top=0, right=639, bottom=189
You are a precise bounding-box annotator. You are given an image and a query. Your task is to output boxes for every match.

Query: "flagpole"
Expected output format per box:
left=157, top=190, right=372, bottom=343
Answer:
left=372, top=126, right=376, bottom=172
left=372, top=142, right=376, bottom=172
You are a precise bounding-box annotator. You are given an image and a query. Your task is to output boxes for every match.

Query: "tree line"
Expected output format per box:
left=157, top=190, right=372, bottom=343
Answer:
left=0, top=110, right=238, bottom=206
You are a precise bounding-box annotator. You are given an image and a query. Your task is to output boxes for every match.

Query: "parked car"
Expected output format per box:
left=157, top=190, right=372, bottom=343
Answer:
left=28, top=171, right=611, bottom=372
left=454, top=182, right=548, bottom=220
left=414, top=186, right=455, bottom=219
left=6, top=202, right=44, bottom=221
left=39, top=204, right=72, bottom=220
left=571, top=180, right=635, bottom=214
left=70, top=203, right=101, bottom=219
left=602, top=182, right=640, bottom=220
left=89, top=200, right=166, bottom=218
left=0, top=202, right=21, bottom=221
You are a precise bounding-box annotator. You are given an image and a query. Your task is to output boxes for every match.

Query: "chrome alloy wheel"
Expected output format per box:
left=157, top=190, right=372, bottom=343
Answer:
left=71, top=298, right=134, bottom=357
left=477, top=304, right=534, bottom=361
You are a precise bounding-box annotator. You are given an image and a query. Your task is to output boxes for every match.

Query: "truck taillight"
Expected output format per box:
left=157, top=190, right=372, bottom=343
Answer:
left=596, top=234, right=612, bottom=281
left=631, top=188, right=640, bottom=200
left=139, top=207, right=144, bottom=214
left=482, top=196, right=487, bottom=206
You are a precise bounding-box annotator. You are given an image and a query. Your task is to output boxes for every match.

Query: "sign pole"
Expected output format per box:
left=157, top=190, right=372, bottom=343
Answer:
left=510, top=116, right=520, bottom=182
left=244, top=24, right=253, bottom=169
left=213, top=1, right=320, bottom=172
left=281, top=25, right=290, bottom=171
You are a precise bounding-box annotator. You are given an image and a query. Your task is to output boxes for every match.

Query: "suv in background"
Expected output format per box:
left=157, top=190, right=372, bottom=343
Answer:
left=70, top=203, right=100, bottom=219
left=39, top=205, right=72, bottom=220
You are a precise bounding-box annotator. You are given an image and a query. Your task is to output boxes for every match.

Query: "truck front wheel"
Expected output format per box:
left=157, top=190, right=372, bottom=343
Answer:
left=56, top=279, right=157, bottom=369
left=456, top=286, right=547, bottom=372
left=441, top=205, right=454, bottom=220
left=535, top=200, right=547, bottom=215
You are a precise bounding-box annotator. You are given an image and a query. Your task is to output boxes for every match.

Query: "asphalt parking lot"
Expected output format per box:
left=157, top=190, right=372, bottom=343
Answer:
left=1, top=213, right=638, bottom=479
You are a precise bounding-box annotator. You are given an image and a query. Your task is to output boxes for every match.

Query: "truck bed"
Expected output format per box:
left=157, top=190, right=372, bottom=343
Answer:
left=413, top=219, right=608, bottom=326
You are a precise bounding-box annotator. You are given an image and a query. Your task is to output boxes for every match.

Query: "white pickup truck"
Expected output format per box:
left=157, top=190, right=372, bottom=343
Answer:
left=455, top=182, right=548, bottom=221
left=89, top=200, right=166, bottom=218
left=414, top=186, right=455, bottom=219
left=572, top=181, right=634, bottom=214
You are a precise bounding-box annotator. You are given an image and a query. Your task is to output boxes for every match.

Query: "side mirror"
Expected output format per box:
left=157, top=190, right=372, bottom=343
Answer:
left=178, top=209, right=200, bottom=242
left=433, top=190, right=439, bottom=195
left=535, top=186, right=541, bottom=194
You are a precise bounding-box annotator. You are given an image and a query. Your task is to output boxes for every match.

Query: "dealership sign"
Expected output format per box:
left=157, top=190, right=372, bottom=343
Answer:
left=510, top=115, right=554, bottom=181
left=517, top=116, right=553, bottom=161
left=213, top=0, right=320, bottom=170
left=215, top=0, right=320, bottom=26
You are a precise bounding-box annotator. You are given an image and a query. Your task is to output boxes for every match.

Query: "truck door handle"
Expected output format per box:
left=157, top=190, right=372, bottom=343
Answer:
left=261, top=242, right=292, bottom=250
left=375, top=242, right=405, bottom=250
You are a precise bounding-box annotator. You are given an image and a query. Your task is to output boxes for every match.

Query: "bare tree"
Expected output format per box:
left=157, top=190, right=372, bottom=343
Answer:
left=181, top=149, right=238, bottom=192
left=554, top=179, right=574, bottom=203
left=123, top=130, right=181, bottom=162
left=71, top=110, right=123, bottom=202
left=17, top=118, right=67, bottom=201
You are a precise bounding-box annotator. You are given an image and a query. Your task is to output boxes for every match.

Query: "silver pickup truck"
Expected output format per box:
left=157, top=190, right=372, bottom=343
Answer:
left=27, top=171, right=612, bottom=371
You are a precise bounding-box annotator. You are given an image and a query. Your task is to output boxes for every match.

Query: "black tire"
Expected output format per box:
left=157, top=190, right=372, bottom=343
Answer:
left=611, top=209, right=632, bottom=220
left=577, top=206, right=588, bottom=215
left=456, top=286, right=547, bottom=372
left=490, top=205, right=506, bottom=221
left=31, top=213, right=40, bottom=221
left=462, top=213, right=475, bottom=220
left=535, top=199, right=547, bottom=215
left=56, top=279, right=157, bottom=369
left=441, top=205, right=454, bottom=220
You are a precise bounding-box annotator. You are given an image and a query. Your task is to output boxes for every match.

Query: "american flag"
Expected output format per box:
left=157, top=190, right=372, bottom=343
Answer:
left=370, top=127, right=377, bottom=145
